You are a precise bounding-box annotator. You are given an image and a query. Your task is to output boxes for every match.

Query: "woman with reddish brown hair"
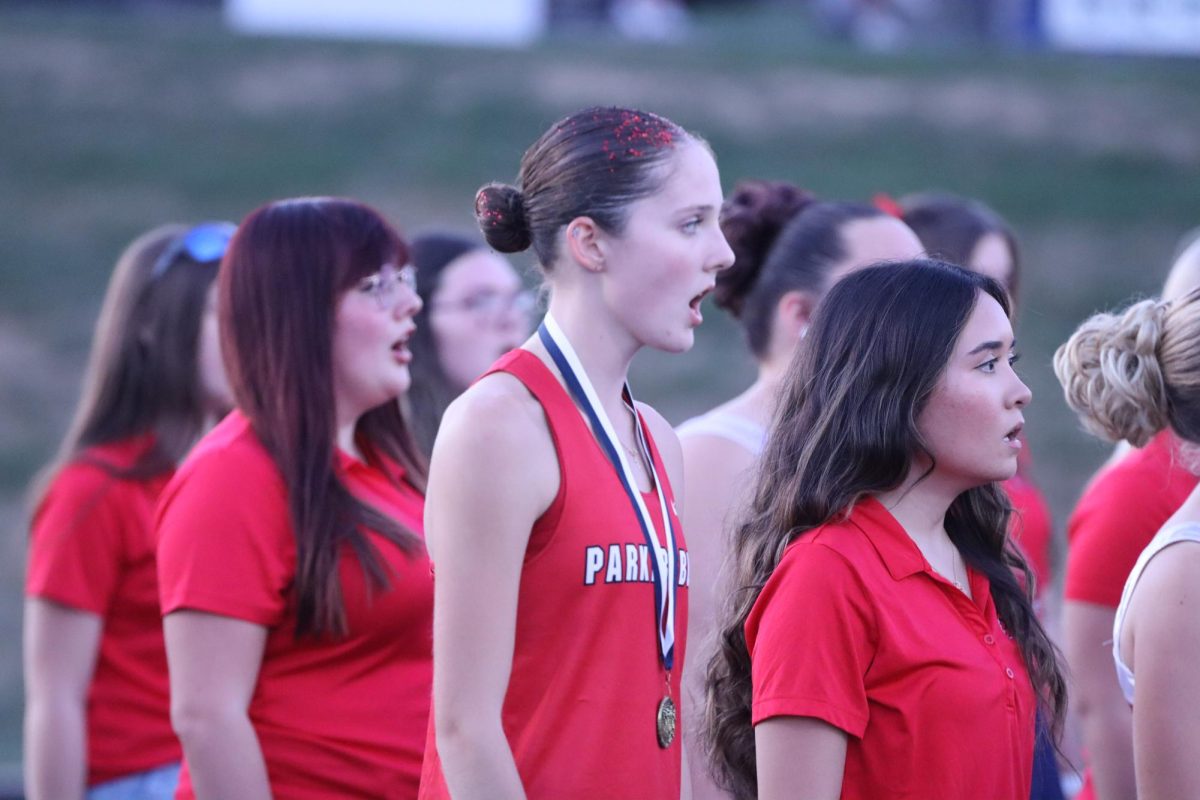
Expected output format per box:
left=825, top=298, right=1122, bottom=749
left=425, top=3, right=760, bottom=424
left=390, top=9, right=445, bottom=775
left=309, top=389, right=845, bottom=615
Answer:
left=157, top=197, right=431, bottom=799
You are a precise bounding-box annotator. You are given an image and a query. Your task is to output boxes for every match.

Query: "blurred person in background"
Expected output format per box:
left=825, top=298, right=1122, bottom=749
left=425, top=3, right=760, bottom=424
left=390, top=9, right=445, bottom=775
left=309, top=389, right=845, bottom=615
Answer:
left=406, top=231, right=533, bottom=460
left=157, top=198, right=432, bottom=799
left=24, top=221, right=235, bottom=800
left=677, top=181, right=922, bottom=799
left=1055, top=230, right=1200, bottom=800
left=1055, top=286, right=1200, bottom=800
left=419, top=106, right=733, bottom=799
left=706, top=260, right=1066, bottom=800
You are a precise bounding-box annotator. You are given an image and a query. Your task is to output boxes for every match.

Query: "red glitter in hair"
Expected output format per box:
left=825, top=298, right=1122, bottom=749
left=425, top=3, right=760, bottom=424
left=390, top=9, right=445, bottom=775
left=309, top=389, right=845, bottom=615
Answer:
left=599, top=109, right=676, bottom=161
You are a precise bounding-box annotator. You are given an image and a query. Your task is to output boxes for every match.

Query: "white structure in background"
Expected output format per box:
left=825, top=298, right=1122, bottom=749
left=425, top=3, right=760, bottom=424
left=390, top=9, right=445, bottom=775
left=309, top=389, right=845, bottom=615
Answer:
left=226, top=0, right=547, bottom=46
left=1044, top=0, right=1200, bottom=56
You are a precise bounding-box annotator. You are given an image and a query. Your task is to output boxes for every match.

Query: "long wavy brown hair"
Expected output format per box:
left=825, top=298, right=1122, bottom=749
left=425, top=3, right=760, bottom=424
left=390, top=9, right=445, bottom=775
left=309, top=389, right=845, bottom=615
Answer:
left=704, top=259, right=1067, bottom=799
left=221, top=197, right=427, bottom=638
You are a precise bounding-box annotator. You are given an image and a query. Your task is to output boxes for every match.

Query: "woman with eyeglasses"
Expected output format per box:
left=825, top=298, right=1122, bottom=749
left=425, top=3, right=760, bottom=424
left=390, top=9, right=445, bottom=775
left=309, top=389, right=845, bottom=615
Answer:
left=24, top=222, right=235, bottom=800
left=406, top=231, right=533, bottom=459
left=156, top=197, right=432, bottom=799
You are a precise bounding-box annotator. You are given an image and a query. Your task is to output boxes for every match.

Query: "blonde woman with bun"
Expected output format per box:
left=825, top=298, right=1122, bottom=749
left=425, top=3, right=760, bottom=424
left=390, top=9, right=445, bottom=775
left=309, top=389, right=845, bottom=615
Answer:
left=1055, top=291, right=1200, bottom=800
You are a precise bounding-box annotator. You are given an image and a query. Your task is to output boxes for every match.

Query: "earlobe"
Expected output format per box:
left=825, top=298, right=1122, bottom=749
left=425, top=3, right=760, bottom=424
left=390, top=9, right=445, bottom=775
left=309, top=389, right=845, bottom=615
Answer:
left=565, top=218, right=606, bottom=274
left=778, top=290, right=817, bottom=341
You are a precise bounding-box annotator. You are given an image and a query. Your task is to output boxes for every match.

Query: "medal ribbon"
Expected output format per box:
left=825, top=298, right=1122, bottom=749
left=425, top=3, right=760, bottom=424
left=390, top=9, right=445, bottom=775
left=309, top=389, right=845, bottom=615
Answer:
left=538, top=314, right=677, bottom=672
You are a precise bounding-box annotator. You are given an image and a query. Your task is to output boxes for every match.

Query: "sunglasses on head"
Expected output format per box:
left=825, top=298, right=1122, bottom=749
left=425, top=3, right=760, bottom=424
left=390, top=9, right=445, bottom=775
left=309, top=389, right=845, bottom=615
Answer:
left=151, top=221, right=237, bottom=281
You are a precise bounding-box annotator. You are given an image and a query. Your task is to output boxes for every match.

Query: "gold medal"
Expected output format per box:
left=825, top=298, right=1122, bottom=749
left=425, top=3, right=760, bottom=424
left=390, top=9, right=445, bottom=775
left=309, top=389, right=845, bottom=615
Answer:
left=656, top=695, right=677, bottom=748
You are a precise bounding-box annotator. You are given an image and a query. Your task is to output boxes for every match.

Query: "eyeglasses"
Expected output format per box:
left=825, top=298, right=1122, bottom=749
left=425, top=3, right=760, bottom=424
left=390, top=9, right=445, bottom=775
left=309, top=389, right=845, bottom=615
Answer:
left=151, top=222, right=237, bottom=281
left=432, top=289, right=536, bottom=320
left=358, top=264, right=418, bottom=311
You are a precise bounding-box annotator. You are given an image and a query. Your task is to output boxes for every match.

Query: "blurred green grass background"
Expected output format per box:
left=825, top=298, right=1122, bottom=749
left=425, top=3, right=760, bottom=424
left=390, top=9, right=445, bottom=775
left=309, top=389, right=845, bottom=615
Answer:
left=1, top=0, right=1199, bottom=769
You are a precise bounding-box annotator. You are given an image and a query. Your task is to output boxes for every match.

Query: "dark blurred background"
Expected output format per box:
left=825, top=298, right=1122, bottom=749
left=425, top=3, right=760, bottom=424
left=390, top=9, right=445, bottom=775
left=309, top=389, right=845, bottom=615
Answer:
left=2, top=0, right=1198, bottom=793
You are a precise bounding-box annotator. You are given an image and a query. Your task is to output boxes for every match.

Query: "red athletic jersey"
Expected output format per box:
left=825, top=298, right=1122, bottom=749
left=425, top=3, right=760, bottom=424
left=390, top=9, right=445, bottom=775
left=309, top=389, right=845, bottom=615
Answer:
left=26, top=437, right=181, bottom=786
left=157, top=411, right=432, bottom=799
left=418, top=350, right=689, bottom=799
left=747, top=497, right=1036, bottom=800
left=1064, top=430, right=1199, bottom=800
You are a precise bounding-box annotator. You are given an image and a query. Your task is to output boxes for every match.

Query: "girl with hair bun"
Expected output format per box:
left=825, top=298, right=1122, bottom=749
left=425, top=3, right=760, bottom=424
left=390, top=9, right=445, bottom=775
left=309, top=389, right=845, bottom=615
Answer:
left=1055, top=290, right=1200, bottom=800
left=677, top=180, right=921, bottom=799
left=418, top=106, right=734, bottom=799
left=707, top=260, right=1066, bottom=800
left=1056, top=233, right=1200, bottom=800
left=157, top=198, right=431, bottom=798
left=24, top=222, right=234, bottom=800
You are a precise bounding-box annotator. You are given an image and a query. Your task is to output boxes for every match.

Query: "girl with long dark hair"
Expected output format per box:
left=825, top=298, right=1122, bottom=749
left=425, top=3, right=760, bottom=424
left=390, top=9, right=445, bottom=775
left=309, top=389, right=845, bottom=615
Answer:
left=706, top=260, right=1066, bottom=800
left=157, top=198, right=431, bottom=798
left=418, top=106, right=734, bottom=799
left=678, top=180, right=922, bottom=799
left=24, top=222, right=234, bottom=800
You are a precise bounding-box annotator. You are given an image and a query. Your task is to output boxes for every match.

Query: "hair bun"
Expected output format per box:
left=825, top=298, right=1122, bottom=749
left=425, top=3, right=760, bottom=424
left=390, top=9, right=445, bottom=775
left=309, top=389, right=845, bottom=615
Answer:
left=1054, top=299, right=1171, bottom=447
left=475, top=183, right=531, bottom=254
left=714, top=180, right=817, bottom=317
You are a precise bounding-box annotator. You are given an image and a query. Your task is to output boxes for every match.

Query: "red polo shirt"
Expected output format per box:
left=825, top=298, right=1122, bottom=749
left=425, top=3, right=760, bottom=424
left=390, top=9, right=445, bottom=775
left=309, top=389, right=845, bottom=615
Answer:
left=747, top=497, right=1036, bottom=800
left=158, top=411, right=432, bottom=799
left=26, top=437, right=180, bottom=786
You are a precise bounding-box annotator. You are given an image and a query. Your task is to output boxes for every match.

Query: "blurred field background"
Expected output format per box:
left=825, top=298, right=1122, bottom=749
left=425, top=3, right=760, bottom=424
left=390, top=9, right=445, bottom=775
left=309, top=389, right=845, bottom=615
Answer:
left=1, top=0, right=1198, bottom=779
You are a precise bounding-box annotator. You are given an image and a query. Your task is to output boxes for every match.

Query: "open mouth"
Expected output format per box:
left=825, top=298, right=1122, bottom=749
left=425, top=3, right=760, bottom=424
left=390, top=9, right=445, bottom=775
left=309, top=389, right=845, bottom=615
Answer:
left=689, top=285, right=714, bottom=313
left=1003, top=423, right=1024, bottom=444
left=391, top=328, right=414, bottom=358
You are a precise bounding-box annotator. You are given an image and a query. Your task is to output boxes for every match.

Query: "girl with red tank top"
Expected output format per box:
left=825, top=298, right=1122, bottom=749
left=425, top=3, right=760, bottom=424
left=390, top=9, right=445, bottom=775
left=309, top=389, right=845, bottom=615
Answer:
left=418, top=106, right=734, bottom=799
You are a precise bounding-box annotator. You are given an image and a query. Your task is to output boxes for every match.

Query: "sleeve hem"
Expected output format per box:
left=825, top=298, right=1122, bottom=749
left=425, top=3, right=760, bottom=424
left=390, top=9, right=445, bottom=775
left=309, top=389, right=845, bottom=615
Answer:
left=752, top=695, right=868, bottom=738
left=161, top=591, right=282, bottom=627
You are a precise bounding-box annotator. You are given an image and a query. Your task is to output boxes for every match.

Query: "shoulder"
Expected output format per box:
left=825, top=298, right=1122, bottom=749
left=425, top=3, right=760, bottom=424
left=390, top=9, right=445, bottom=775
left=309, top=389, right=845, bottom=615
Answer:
left=429, top=370, right=559, bottom=506
left=158, top=414, right=287, bottom=536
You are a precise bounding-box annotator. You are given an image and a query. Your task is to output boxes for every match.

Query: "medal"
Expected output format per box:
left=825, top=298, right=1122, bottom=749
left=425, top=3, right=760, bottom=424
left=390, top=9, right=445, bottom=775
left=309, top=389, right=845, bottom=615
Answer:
left=539, top=314, right=681, bottom=748
left=656, top=695, right=677, bottom=748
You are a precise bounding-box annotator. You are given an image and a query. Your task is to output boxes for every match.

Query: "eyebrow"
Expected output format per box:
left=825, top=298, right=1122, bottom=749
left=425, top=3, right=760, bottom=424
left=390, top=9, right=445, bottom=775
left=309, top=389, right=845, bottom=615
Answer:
left=967, top=339, right=1015, bottom=356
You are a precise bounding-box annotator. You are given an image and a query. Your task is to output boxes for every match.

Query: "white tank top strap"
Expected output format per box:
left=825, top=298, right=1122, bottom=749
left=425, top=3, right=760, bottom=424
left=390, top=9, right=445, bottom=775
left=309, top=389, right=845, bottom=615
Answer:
left=676, top=409, right=768, bottom=456
left=1113, top=520, right=1200, bottom=704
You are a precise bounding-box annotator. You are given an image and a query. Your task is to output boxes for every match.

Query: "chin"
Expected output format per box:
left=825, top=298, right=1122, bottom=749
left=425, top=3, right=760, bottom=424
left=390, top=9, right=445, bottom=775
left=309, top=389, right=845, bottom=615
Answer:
left=648, top=328, right=695, bottom=355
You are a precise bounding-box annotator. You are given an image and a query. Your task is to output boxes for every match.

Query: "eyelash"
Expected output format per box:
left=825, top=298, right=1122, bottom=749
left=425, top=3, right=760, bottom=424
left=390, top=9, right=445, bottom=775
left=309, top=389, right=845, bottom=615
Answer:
left=979, top=352, right=1021, bottom=372
left=682, top=218, right=702, bottom=233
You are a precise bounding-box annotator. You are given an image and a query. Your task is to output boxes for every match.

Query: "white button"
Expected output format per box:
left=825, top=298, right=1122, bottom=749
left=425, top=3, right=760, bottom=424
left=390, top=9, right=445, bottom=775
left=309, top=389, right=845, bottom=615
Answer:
left=984, top=634, right=996, bottom=645
left=1005, top=668, right=1015, bottom=679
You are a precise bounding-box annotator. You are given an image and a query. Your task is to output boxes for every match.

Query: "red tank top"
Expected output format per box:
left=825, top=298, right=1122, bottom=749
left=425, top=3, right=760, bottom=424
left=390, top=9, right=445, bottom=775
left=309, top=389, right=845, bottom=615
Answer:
left=418, top=349, right=689, bottom=799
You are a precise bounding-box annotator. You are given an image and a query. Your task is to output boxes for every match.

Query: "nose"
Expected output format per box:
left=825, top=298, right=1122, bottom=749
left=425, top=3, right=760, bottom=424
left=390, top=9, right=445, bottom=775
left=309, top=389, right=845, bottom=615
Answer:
left=395, top=285, right=422, bottom=317
left=1010, top=373, right=1032, bottom=408
left=709, top=226, right=735, bottom=273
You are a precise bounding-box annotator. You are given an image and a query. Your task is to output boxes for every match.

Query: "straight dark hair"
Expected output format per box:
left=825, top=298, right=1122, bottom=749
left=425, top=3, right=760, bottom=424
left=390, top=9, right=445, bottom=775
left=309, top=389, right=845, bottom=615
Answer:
left=900, top=192, right=1021, bottom=300
left=705, top=259, right=1066, bottom=799
left=29, top=224, right=223, bottom=510
left=221, top=197, right=427, bottom=638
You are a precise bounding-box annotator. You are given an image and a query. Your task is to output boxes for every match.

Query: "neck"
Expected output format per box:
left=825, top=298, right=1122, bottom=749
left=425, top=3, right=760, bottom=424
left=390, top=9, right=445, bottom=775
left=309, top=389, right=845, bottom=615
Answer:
left=873, top=466, right=962, bottom=548
left=544, top=294, right=638, bottom=415
left=336, top=414, right=363, bottom=462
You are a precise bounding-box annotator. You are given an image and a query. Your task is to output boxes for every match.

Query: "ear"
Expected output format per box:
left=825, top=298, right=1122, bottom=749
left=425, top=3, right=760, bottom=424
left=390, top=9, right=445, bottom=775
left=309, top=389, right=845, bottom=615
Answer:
left=776, top=290, right=818, bottom=340
left=564, top=217, right=606, bottom=274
